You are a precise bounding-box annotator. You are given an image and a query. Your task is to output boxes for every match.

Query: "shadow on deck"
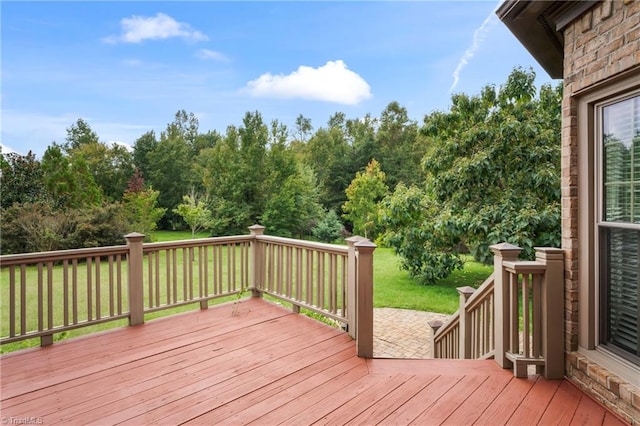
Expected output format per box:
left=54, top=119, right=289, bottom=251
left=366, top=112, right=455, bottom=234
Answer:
left=0, top=298, right=626, bottom=425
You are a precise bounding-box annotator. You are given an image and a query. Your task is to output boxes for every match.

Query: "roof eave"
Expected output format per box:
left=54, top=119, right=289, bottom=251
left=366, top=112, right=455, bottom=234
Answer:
left=496, top=0, right=601, bottom=79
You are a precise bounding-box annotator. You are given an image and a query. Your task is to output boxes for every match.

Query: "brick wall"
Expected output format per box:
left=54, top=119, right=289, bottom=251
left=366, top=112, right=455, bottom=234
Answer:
left=561, top=0, right=640, bottom=423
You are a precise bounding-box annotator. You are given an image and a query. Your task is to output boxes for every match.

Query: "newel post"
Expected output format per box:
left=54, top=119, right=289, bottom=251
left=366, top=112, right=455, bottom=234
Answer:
left=345, top=236, right=365, bottom=339
left=355, top=239, right=376, bottom=358
left=536, top=247, right=565, bottom=379
left=457, top=286, right=475, bottom=359
left=249, top=224, right=265, bottom=298
left=490, top=242, right=522, bottom=369
left=126, top=232, right=145, bottom=326
left=428, top=320, right=443, bottom=358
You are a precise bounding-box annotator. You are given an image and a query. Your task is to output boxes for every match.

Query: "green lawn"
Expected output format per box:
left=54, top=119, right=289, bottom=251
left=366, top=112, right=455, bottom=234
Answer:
left=152, top=230, right=211, bottom=242
left=374, top=247, right=492, bottom=314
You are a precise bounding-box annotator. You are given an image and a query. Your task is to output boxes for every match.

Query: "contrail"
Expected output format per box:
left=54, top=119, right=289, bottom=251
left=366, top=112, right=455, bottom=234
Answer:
left=449, top=5, right=500, bottom=93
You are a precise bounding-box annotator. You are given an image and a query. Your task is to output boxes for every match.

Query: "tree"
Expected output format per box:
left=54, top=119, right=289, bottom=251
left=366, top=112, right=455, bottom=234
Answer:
left=380, top=184, right=464, bottom=283
left=199, top=126, right=251, bottom=235
left=70, top=141, right=134, bottom=202
left=64, top=118, right=99, bottom=151
left=60, top=118, right=135, bottom=201
left=342, top=159, right=389, bottom=239
left=132, top=130, right=158, bottom=180
left=0, top=150, right=46, bottom=207
left=312, top=209, right=344, bottom=243
left=294, top=114, right=313, bottom=143
left=262, top=164, right=322, bottom=237
left=146, top=116, right=195, bottom=228
left=381, top=67, right=561, bottom=283
left=122, top=170, right=166, bottom=239
left=238, top=111, right=269, bottom=223
left=173, top=191, right=213, bottom=237
left=302, top=126, right=352, bottom=213
left=41, top=144, right=103, bottom=209
left=376, top=102, right=422, bottom=188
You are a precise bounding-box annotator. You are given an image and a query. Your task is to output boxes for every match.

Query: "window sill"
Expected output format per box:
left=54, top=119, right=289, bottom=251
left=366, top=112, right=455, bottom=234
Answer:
left=578, top=346, right=640, bottom=388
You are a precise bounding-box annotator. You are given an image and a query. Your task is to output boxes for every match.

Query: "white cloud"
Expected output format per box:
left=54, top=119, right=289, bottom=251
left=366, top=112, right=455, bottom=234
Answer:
left=245, top=60, right=372, bottom=105
left=103, top=13, right=208, bottom=44
left=449, top=11, right=499, bottom=93
left=196, top=49, right=230, bottom=62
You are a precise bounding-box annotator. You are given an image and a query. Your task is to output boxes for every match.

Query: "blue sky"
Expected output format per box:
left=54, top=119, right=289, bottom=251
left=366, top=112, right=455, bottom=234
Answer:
left=1, top=1, right=557, bottom=158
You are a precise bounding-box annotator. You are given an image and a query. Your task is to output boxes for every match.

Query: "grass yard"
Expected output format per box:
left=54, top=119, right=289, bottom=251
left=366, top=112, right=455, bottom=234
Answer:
left=374, top=248, right=492, bottom=314
left=152, top=230, right=210, bottom=242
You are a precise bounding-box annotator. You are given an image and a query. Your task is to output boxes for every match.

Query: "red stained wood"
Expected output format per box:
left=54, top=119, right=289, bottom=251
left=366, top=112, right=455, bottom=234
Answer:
left=571, top=392, right=607, bottom=425
left=603, top=412, right=629, bottom=426
left=0, top=298, right=626, bottom=426
left=507, top=378, right=563, bottom=425
left=473, top=374, right=540, bottom=424
left=538, top=379, right=583, bottom=424
left=441, top=373, right=513, bottom=425
left=409, top=374, right=489, bottom=425
left=344, top=375, right=439, bottom=425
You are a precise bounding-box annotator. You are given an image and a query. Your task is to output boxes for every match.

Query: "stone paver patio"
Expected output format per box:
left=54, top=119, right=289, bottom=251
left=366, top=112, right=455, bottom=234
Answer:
left=373, top=308, right=450, bottom=359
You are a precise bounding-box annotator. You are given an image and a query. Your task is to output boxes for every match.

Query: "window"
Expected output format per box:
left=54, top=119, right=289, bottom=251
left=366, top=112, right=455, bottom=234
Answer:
left=597, top=93, right=640, bottom=363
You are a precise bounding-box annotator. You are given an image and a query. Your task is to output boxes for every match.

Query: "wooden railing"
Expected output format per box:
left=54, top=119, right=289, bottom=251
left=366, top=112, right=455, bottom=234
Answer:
left=1, top=245, right=131, bottom=346
left=431, top=274, right=495, bottom=360
left=430, top=243, right=564, bottom=379
left=0, top=226, right=376, bottom=357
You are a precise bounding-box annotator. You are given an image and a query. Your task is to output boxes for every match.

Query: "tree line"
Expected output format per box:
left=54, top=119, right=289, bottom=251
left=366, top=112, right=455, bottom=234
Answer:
left=1, top=67, right=562, bottom=283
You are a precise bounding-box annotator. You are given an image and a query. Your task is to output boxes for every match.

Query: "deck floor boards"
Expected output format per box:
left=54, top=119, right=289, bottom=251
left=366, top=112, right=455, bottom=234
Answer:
left=0, top=298, right=628, bottom=425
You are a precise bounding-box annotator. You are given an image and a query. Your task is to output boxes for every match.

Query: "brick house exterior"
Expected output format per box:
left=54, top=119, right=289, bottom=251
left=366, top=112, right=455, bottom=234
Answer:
left=498, top=0, right=640, bottom=423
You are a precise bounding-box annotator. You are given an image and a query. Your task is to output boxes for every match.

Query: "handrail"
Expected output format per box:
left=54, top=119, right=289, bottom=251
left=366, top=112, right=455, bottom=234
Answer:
left=431, top=273, right=495, bottom=360
left=256, top=234, right=349, bottom=255
left=465, top=273, right=495, bottom=311
left=0, top=245, right=129, bottom=266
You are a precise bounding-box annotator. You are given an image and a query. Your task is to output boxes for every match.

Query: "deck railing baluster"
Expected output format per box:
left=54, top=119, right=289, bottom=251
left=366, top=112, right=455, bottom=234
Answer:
left=1, top=227, right=370, bottom=352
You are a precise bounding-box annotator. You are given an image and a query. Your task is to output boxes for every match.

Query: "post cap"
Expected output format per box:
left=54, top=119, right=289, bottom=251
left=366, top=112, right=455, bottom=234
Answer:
left=124, top=232, right=145, bottom=241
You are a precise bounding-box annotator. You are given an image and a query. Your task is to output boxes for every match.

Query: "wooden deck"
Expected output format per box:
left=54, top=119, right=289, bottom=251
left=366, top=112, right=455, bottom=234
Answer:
left=0, top=298, right=627, bottom=425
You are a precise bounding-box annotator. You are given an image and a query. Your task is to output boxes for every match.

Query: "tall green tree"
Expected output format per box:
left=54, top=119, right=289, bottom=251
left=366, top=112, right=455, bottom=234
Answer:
left=238, top=111, right=269, bottom=223
left=302, top=126, right=352, bottom=213
left=132, top=130, right=158, bottom=180
left=199, top=126, right=251, bottom=235
left=262, top=164, right=322, bottom=237
left=381, top=67, right=561, bottom=282
left=64, top=118, right=99, bottom=151
left=343, top=159, right=389, bottom=239
left=41, top=144, right=103, bottom=209
left=70, top=141, right=134, bottom=202
left=376, top=102, right=422, bottom=188
left=146, top=111, right=200, bottom=228
left=61, top=119, right=135, bottom=201
left=0, top=150, right=46, bottom=207
left=293, top=114, right=313, bottom=143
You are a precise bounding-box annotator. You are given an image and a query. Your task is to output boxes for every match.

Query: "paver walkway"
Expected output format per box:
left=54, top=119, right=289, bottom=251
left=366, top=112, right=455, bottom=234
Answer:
left=373, top=308, right=450, bottom=359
